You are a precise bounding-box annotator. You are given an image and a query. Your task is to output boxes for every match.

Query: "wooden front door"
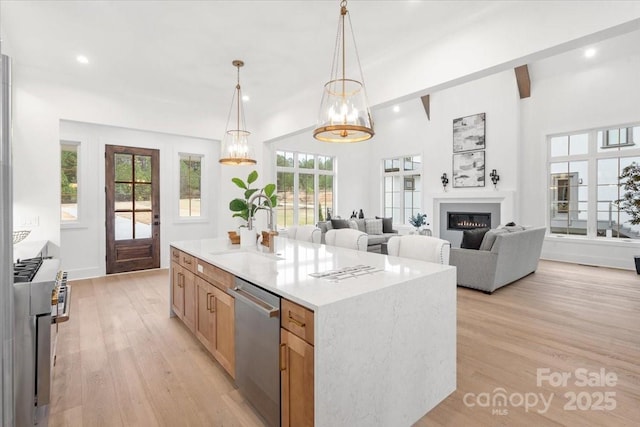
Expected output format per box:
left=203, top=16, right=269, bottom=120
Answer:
left=105, top=145, right=160, bottom=274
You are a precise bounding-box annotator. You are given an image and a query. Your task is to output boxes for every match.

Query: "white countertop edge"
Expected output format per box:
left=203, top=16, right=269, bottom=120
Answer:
left=170, top=237, right=455, bottom=311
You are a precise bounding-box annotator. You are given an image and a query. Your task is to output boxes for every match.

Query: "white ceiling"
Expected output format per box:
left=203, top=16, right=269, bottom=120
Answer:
left=1, top=1, right=639, bottom=139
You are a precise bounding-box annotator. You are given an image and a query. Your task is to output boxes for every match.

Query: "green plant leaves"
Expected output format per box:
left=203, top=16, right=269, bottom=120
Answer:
left=244, top=188, right=258, bottom=200
left=229, top=198, right=247, bottom=212
left=230, top=170, right=277, bottom=225
left=232, top=177, right=247, bottom=189
left=264, top=183, right=275, bottom=197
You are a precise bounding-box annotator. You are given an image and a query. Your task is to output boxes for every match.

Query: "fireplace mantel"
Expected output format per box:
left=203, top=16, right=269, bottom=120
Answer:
left=432, top=191, right=515, bottom=238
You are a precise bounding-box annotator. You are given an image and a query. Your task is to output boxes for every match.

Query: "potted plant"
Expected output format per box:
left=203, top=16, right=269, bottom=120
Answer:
left=615, top=161, right=640, bottom=273
left=228, top=171, right=278, bottom=244
left=409, top=212, right=429, bottom=235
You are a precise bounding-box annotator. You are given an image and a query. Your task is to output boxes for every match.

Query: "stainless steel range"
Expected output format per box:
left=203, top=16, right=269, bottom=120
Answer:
left=14, top=256, right=70, bottom=426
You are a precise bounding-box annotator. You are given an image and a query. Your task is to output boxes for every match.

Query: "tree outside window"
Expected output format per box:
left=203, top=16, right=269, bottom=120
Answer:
left=61, top=142, right=79, bottom=221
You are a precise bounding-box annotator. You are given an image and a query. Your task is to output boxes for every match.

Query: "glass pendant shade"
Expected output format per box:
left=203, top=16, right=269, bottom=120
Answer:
left=219, top=60, right=256, bottom=165
left=314, top=0, right=374, bottom=143
left=220, top=128, right=254, bottom=165
left=314, top=78, right=373, bottom=143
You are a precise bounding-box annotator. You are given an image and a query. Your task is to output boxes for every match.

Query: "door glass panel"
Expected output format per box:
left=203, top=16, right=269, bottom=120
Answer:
left=115, top=183, right=132, bottom=210
left=135, top=183, right=152, bottom=210
left=135, top=155, right=152, bottom=182
left=115, top=154, right=132, bottom=181
left=135, top=212, right=152, bottom=239
left=115, top=212, right=133, bottom=240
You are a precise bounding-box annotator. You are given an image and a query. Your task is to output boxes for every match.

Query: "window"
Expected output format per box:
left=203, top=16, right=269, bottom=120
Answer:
left=61, top=142, right=79, bottom=221
left=179, top=154, right=202, bottom=217
left=598, top=126, right=638, bottom=150
left=275, top=151, right=335, bottom=228
left=548, top=124, right=640, bottom=240
left=383, top=155, right=422, bottom=224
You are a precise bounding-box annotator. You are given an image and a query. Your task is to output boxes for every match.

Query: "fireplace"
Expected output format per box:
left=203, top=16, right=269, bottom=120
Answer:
left=448, top=212, right=491, bottom=230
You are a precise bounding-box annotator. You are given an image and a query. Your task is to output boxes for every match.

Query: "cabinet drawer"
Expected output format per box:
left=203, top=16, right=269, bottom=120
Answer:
left=196, top=259, right=234, bottom=290
left=171, top=247, right=181, bottom=263
left=281, top=299, right=314, bottom=345
left=171, top=247, right=196, bottom=273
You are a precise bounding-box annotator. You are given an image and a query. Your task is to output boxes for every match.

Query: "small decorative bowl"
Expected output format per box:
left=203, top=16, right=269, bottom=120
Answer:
left=13, top=230, right=30, bottom=245
left=228, top=231, right=240, bottom=244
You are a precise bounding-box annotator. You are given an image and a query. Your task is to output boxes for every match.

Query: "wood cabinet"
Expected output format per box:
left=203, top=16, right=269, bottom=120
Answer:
left=281, top=300, right=314, bottom=427
left=171, top=261, right=196, bottom=332
left=196, top=258, right=234, bottom=290
left=195, top=276, right=235, bottom=378
left=172, top=246, right=236, bottom=378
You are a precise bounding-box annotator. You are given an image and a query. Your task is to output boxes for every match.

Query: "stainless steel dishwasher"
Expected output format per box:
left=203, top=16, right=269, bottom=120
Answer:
left=227, top=277, right=280, bottom=427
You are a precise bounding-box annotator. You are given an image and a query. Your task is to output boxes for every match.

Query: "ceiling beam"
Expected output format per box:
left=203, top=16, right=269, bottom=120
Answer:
left=514, top=65, right=531, bottom=99
left=420, top=94, right=430, bottom=120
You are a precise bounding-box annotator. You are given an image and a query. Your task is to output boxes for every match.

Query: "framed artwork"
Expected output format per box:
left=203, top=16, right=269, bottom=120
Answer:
left=453, top=151, right=485, bottom=188
left=453, top=113, right=486, bottom=152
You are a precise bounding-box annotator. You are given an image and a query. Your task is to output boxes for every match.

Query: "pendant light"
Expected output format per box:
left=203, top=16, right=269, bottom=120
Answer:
left=314, top=0, right=374, bottom=143
left=219, top=60, right=256, bottom=165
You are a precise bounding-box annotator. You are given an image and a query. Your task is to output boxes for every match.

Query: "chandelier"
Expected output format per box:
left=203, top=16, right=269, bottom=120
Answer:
left=313, top=0, right=374, bottom=143
left=219, top=60, right=256, bottom=165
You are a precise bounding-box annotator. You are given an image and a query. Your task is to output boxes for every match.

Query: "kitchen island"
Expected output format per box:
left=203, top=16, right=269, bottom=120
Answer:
left=170, top=237, right=456, bottom=427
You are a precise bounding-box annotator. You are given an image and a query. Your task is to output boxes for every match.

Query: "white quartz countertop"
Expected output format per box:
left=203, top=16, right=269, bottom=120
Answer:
left=171, top=237, right=454, bottom=310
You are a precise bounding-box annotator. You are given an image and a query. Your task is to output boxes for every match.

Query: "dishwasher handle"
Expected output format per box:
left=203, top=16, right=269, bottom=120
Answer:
left=228, top=286, right=280, bottom=318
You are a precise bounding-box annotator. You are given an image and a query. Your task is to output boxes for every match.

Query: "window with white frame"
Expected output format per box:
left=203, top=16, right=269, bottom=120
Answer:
left=548, top=124, right=640, bottom=239
left=276, top=151, right=335, bottom=228
left=382, top=155, right=421, bottom=224
left=61, top=141, right=79, bottom=222
left=179, top=154, right=202, bottom=217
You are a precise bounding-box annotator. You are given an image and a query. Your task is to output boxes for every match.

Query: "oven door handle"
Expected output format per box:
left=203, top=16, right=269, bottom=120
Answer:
left=36, top=314, right=52, bottom=405
left=227, top=287, right=279, bottom=318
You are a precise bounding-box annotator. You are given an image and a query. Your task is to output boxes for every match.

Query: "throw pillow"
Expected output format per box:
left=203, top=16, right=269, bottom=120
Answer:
left=365, top=218, right=383, bottom=235
left=460, top=227, right=489, bottom=250
left=479, top=228, right=509, bottom=251
left=348, top=220, right=359, bottom=230
left=353, top=218, right=367, bottom=232
left=375, top=216, right=394, bottom=234
left=331, top=218, right=350, bottom=229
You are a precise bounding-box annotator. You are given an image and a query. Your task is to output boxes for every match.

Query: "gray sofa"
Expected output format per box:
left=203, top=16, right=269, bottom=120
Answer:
left=450, top=226, right=546, bottom=293
left=317, top=218, right=397, bottom=251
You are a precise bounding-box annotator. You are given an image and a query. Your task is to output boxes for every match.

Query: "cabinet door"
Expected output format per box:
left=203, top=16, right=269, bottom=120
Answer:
left=195, top=277, right=215, bottom=350
left=212, top=286, right=235, bottom=378
left=182, top=268, right=196, bottom=332
left=281, top=329, right=314, bottom=427
left=171, top=262, right=185, bottom=319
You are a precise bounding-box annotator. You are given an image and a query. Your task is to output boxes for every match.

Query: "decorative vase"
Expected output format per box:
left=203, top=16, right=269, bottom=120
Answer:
left=358, top=209, right=364, bottom=219
left=240, top=228, right=257, bottom=248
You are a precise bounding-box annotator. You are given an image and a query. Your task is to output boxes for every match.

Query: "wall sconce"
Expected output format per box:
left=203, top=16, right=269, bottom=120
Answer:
left=441, top=173, right=449, bottom=191
left=490, top=169, right=500, bottom=188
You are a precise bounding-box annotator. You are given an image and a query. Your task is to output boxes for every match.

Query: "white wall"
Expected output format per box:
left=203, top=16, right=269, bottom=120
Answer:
left=10, top=64, right=266, bottom=278
left=368, top=70, right=521, bottom=228
left=59, top=121, right=218, bottom=279
left=520, top=47, right=640, bottom=270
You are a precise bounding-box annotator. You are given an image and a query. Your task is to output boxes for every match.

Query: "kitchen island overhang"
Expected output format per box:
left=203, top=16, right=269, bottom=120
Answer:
left=171, top=237, right=456, bottom=427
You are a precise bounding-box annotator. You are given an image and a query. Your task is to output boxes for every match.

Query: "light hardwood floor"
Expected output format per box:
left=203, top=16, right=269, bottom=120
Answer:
left=50, top=260, right=640, bottom=427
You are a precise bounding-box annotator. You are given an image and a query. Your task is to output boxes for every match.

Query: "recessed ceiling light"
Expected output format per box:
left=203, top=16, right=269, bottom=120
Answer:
left=393, top=105, right=400, bottom=113
left=242, top=95, right=250, bottom=102
left=584, top=48, right=596, bottom=59
left=76, top=55, right=89, bottom=64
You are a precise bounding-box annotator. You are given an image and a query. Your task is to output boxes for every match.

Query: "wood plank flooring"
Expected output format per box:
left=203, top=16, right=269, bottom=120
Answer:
left=49, top=260, right=640, bottom=427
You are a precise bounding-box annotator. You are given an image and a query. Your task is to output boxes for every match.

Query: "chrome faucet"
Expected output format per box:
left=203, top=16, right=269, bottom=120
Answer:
left=247, top=191, right=275, bottom=232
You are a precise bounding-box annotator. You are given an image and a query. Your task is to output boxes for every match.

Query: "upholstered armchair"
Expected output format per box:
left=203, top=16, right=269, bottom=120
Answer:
left=325, top=229, right=368, bottom=251
left=287, top=225, right=321, bottom=244
left=386, top=235, right=451, bottom=265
